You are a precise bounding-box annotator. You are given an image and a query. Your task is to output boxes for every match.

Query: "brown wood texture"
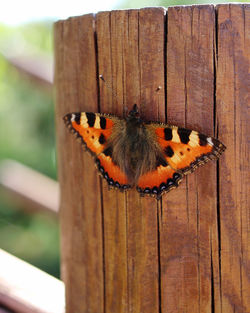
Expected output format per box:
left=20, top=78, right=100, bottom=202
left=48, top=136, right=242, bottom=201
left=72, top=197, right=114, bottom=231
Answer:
left=54, top=15, right=103, bottom=313
left=217, top=4, right=250, bottom=313
left=54, top=5, right=250, bottom=313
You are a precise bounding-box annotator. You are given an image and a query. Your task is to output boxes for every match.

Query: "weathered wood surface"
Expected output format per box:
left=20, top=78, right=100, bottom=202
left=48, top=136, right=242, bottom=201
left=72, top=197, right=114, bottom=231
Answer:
left=54, top=4, right=250, bottom=313
left=217, top=5, right=250, bottom=313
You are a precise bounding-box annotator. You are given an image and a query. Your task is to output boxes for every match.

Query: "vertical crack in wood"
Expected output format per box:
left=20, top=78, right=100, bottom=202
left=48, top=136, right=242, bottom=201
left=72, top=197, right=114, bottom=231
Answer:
left=125, top=193, right=129, bottom=313
left=243, top=5, right=246, bottom=43
left=99, top=176, right=106, bottom=313
left=210, top=239, right=215, bottom=313
left=213, top=6, right=218, bottom=137
left=216, top=159, right=222, bottom=312
left=94, top=15, right=105, bottom=312
left=157, top=200, right=162, bottom=313
left=184, top=47, right=188, bottom=128
left=74, top=19, right=80, bottom=109
left=212, top=7, right=221, bottom=313
left=196, top=173, right=201, bottom=313
left=214, top=6, right=223, bottom=313
left=93, top=15, right=101, bottom=114
left=238, top=7, right=244, bottom=308
left=164, top=11, right=168, bottom=122
left=137, top=11, right=141, bottom=107
left=109, top=12, right=114, bottom=105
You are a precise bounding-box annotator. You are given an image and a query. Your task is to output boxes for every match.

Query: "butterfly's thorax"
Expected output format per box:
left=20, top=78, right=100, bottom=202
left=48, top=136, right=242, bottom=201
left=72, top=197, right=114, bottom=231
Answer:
left=126, top=118, right=146, bottom=169
left=109, top=116, right=164, bottom=185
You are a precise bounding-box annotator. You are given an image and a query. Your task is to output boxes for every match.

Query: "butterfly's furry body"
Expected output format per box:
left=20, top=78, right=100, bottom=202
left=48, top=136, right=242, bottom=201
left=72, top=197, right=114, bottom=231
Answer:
left=107, top=115, right=165, bottom=186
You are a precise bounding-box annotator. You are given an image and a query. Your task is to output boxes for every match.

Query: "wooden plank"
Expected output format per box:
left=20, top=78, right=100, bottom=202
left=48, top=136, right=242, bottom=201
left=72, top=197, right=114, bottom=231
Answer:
left=96, top=7, right=165, bottom=313
left=161, top=5, right=221, bottom=313
left=216, top=4, right=250, bottom=313
left=54, top=15, right=104, bottom=313
left=0, top=159, right=59, bottom=216
left=0, top=249, right=65, bottom=313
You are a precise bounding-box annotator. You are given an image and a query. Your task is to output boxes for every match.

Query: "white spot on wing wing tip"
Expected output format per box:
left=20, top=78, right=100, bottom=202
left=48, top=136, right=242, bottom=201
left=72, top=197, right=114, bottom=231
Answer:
left=94, top=116, right=101, bottom=128
left=207, top=137, right=213, bottom=146
left=71, top=114, right=75, bottom=122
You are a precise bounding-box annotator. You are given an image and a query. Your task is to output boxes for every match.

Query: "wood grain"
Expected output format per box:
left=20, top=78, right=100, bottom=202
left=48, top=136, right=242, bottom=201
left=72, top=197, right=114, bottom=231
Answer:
left=54, top=5, right=250, bottom=313
left=217, top=4, right=250, bottom=313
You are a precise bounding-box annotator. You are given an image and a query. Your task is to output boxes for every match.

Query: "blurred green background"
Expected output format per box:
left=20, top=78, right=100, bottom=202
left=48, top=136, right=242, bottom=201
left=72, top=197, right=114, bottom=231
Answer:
left=0, top=22, right=60, bottom=277
left=0, top=0, right=248, bottom=279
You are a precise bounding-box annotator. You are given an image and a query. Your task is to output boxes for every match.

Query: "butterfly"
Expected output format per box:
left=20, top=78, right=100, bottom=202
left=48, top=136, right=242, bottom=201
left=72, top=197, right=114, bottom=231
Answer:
left=64, top=104, right=226, bottom=199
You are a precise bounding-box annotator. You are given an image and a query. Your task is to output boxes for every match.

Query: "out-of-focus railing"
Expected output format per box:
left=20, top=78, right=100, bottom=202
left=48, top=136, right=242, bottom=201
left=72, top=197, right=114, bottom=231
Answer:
left=0, top=249, right=65, bottom=313
left=0, top=159, right=59, bottom=217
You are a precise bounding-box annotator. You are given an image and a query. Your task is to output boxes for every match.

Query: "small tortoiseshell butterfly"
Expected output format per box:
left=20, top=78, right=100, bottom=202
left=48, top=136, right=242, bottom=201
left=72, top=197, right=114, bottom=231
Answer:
left=64, top=104, right=225, bottom=199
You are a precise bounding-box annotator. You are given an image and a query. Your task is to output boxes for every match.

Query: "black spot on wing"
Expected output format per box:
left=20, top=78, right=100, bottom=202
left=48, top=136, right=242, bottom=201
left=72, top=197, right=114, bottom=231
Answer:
left=63, top=114, right=71, bottom=124
left=173, top=172, right=182, bottom=181
left=177, top=128, right=191, bottom=144
left=199, top=133, right=207, bottom=146
left=165, top=146, right=174, bottom=157
left=74, top=113, right=81, bottom=124
left=86, top=112, right=96, bottom=127
left=100, top=117, right=106, bottom=129
left=99, top=133, right=106, bottom=145
left=164, top=128, right=172, bottom=141
left=156, top=156, right=168, bottom=167
left=103, top=146, right=112, bottom=157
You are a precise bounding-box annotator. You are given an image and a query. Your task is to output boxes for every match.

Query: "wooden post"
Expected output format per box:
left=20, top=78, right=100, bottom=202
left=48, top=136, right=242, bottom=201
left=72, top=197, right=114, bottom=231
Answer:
left=54, top=4, right=250, bottom=313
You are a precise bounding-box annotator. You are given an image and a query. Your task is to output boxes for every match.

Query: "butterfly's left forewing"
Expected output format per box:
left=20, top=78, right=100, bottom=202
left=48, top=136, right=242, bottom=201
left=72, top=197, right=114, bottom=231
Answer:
left=64, top=112, right=131, bottom=190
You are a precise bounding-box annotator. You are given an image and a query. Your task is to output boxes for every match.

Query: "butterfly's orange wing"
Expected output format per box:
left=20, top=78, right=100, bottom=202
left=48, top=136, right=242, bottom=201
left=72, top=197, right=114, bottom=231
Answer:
left=64, top=112, right=131, bottom=190
left=136, top=123, right=226, bottom=199
left=136, top=164, right=183, bottom=199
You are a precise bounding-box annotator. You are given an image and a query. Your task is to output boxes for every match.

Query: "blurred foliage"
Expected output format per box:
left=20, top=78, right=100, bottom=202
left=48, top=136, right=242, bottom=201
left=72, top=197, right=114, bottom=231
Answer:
left=0, top=21, right=53, bottom=54
left=120, top=0, right=250, bottom=9
left=0, top=22, right=59, bottom=278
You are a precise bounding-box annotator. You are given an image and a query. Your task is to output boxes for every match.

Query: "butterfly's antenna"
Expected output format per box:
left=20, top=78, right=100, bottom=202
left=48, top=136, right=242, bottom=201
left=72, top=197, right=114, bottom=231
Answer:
left=99, top=74, right=119, bottom=103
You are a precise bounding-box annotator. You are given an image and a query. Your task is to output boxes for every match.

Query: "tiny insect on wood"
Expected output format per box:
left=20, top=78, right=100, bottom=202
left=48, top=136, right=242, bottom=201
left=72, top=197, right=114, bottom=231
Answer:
left=64, top=104, right=226, bottom=199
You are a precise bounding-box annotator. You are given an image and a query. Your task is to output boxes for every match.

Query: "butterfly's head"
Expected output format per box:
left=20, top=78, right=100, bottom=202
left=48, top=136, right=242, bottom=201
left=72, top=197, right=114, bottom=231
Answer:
left=127, top=104, right=140, bottom=120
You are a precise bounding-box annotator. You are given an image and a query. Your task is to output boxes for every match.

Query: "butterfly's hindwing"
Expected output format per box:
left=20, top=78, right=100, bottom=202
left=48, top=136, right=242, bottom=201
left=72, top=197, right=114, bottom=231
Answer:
left=136, top=164, right=183, bottom=199
left=96, top=153, right=131, bottom=191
